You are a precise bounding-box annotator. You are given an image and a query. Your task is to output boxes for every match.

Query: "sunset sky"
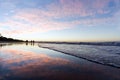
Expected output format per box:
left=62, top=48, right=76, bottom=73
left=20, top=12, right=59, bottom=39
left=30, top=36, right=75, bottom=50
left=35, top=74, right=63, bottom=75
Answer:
left=0, top=0, right=120, bottom=42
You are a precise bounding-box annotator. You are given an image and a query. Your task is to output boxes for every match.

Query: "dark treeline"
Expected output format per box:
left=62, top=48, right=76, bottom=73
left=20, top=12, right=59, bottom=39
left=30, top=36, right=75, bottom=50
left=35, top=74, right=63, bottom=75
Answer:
left=0, top=36, right=23, bottom=42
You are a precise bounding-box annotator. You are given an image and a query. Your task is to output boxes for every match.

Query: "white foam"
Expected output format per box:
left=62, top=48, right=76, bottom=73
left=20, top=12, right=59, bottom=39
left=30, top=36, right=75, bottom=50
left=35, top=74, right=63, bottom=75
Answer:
left=39, top=43, right=120, bottom=68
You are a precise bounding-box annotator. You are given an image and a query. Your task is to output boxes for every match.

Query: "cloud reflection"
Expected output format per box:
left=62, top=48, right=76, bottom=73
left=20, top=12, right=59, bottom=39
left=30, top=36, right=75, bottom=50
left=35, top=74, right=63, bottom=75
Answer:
left=0, top=44, right=120, bottom=80
left=0, top=48, right=83, bottom=80
left=0, top=49, right=70, bottom=65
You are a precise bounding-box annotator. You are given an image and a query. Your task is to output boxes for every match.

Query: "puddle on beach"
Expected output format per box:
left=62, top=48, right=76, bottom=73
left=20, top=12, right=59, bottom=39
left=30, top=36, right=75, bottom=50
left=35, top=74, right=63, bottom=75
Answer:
left=0, top=43, right=120, bottom=80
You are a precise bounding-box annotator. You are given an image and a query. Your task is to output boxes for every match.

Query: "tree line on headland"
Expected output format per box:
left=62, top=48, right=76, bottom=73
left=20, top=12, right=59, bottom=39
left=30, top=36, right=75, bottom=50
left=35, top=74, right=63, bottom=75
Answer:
left=0, top=33, right=23, bottom=42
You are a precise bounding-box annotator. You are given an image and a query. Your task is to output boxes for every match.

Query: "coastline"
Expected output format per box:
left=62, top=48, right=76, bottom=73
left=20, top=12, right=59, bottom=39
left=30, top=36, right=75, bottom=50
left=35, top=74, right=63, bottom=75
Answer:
left=39, top=43, right=120, bottom=68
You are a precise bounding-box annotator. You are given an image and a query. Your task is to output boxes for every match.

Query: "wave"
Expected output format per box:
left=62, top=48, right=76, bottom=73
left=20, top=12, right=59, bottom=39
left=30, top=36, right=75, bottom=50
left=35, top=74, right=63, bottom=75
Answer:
left=38, top=41, right=120, bottom=46
left=39, top=43, right=120, bottom=68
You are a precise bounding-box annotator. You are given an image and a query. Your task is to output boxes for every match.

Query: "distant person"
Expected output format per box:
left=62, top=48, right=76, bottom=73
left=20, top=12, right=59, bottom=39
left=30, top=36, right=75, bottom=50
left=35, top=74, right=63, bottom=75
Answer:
left=0, top=33, right=3, bottom=37
left=33, top=40, right=35, bottom=43
left=26, top=40, right=28, bottom=45
left=26, top=40, right=28, bottom=43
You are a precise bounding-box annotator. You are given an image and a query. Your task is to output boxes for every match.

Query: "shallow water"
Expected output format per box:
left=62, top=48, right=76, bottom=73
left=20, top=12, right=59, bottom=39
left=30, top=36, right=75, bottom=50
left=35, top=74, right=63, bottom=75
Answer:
left=39, top=43, right=120, bottom=68
left=0, top=43, right=120, bottom=80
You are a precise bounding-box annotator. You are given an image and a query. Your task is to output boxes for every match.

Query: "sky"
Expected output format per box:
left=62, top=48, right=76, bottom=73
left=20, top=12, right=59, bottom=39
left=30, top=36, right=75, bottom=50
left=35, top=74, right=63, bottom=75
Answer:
left=0, top=0, right=120, bottom=42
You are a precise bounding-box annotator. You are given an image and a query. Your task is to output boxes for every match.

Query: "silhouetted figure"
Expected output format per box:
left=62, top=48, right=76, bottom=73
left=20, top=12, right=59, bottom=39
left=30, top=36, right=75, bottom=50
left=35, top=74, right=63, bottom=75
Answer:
left=32, top=40, right=34, bottom=46
left=30, top=40, right=32, bottom=45
left=33, top=40, right=35, bottom=43
left=26, top=40, right=28, bottom=43
left=25, top=40, right=29, bottom=45
left=0, top=33, right=2, bottom=37
left=29, top=40, right=35, bottom=46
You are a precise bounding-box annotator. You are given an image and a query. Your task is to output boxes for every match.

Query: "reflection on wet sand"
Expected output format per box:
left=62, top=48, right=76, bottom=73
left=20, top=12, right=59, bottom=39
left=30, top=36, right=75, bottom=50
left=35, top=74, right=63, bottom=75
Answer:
left=0, top=44, right=79, bottom=80
left=1, top=49, right=70, bottom=67
left=0, top=43, right=12, bottom=48
left=0, top=43, right=120, bottom=80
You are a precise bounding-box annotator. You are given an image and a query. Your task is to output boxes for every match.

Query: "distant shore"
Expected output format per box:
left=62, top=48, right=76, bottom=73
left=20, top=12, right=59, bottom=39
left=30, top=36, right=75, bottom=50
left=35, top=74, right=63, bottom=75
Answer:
left=0, top=36, right=24, bottom=42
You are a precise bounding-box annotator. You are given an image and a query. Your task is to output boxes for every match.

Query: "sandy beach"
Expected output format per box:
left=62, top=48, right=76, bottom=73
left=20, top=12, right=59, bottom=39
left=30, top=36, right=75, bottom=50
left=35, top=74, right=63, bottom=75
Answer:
left=0, top=43, right=120, bottom=80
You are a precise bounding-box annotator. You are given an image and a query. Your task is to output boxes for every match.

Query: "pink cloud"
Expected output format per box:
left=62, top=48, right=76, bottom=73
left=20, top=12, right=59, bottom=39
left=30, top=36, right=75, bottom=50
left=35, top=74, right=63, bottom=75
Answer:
left=0, top=9, right=117, bottom=35
left=0, top=0, right=119, bottom=35
left=45, top=0, right=117, bottom=17
left=0, top=10, right=77, bottom=34
left=46, top=0, right=90, bottom=17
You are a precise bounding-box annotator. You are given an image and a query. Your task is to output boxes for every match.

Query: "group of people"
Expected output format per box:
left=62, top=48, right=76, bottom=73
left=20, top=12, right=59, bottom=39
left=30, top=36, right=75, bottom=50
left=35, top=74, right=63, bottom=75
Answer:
left=26, top=40, right=35, bottom=45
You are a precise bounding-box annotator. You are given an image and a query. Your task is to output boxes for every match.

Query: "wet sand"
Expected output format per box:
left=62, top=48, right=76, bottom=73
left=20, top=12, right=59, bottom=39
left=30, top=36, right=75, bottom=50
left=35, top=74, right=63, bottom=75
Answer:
left=0, top=43, right=120, bottom=80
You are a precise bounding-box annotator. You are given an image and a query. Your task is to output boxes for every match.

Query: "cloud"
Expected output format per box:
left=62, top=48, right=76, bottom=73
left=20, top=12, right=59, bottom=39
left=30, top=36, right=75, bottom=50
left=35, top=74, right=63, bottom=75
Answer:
left=113, top=10, right=120, bottom=30
left=45, top=0, right=120, bottom=17
left=0, top=10, right=77, bottom=34
left=0, top=10, right=118, bottom=35
left=0, top=0, right=120, bottom=35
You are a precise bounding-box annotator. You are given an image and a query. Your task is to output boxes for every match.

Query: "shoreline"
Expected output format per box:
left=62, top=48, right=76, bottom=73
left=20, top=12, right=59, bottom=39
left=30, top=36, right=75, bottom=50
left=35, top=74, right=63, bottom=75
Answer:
left=0, top=43, right=120, bottom=80
left=39, top=43, right=120, bottom=69
left=37, top=41, right=120, bottom=46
